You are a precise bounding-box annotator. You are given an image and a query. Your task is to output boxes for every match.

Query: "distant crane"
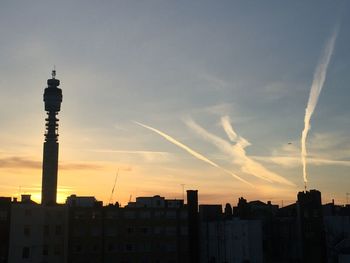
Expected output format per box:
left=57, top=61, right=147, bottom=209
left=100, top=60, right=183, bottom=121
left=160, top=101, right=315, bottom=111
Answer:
left=108, top=169, right=119, bottom=204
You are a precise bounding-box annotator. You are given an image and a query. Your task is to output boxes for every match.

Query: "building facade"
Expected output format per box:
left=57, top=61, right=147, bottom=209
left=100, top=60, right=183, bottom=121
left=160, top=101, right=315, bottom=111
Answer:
left=8, top=195, right=68, bottom=263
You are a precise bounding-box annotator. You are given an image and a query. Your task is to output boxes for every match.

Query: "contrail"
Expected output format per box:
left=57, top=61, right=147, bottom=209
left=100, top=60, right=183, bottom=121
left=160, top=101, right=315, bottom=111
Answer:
left=301, top=29, right=338, bottom=187
left=187, top=117, right=295, bottom=186
left=222, top=115, right=238, bottom=141
left=134, top=121, right=254, bottom=187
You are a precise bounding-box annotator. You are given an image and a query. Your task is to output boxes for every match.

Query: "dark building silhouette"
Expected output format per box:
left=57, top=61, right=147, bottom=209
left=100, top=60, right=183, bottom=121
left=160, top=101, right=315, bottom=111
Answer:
left=0, top=197, right=11, bottom=263
left=199, top=203, right=263, bottom=262
left=66, top=194, right=190, bottom=263
left=237, top=197, right=250, bottom=219
left=297, top=190, right=327, bottom=263
left=224, top=203, right=233, bottom=219
left=187, top=190, right=199, bottom=263
left=41, top=70, right=62, bottom=206
left=7, top=195, right=67, bottom=263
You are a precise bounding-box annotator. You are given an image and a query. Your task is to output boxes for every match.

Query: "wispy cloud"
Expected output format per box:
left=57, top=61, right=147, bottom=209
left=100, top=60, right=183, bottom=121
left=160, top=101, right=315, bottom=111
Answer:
left=88, top=149, right=170, bottom=162
left=262, top=132, right=350, bottom=168
left=0, top=156, right=41, bottom=169
left=134, top=121, right=253, bottom=187
left=186, top=117, right=294, bottom=186
left=254, top=156, right=350, bottom=168
left=301, top=28, right=338, bottom=184
left=0, top=155, right=103, bottom=171
left=59, top=162, right=103, bottom=171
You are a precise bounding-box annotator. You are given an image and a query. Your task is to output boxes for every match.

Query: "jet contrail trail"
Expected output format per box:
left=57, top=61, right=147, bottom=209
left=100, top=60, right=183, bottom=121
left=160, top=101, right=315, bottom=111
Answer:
left=301, top=28, right=338, bottom=187
left=222, top=115, right=238, bottom=141
left=134, top=121, right=254, bottom=187
left=187, top=117, right=295, bottom=186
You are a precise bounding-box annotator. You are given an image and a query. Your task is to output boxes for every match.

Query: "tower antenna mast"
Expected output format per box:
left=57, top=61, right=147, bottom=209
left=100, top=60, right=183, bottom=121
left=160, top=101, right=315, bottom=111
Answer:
left=41, top=69, right=62, bottom=205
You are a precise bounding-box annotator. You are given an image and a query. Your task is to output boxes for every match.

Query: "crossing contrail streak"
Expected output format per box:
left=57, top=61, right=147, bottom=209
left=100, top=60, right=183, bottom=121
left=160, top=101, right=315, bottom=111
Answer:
left=186, top=117, right=295, bottom=186
left=301, top=28, right=338, bottom=187
left=135, top=121, right=254, bottom=187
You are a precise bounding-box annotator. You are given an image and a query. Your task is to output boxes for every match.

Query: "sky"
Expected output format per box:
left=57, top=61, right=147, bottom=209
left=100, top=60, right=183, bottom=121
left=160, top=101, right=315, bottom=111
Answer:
left=0, top=1, right=349, bottom=206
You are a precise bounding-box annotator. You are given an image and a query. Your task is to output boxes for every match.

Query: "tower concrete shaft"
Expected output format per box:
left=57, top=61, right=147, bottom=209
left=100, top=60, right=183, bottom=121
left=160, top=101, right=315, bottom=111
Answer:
left=41, top=70, right=62, bottom=205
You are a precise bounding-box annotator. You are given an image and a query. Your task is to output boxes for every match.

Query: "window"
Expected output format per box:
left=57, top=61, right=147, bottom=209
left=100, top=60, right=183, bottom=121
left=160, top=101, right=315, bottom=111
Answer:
left=45, top=211, right=51, bottom=218
left=22, top=247, right=30, bottom=259
left=106, top=226, right=116, bottom=236
left=92, top=212, right=101, bottom=219
left=91, top=226, right=101, bottom=236
left=180, top=211, right=187, bottom=219
left=108, top=243, right=114, bottom=252
left=140, top=227, right=149, bottom=234
left=54, top=245, right=62, bottom=255
left=24, top=225, right=30, bottom=237
left=125, top=244, right=133, bottom=251
left=139, top=243, right=151, bottom=252
left=154, top=227, right=162, bottom=234
left=73, top=227, right=83, bottom=237
left=0, top=211, right=7, bottom=221
left=24, top=209, right=31, bottom=216
left=55, top=225, right=62, bottom=235
left=92, top=244, right=99, bottom=252
left=56, top=211, right=63, bottom=219
left=44, top=225, right=49, bottom=236
left=106, top=211, right=118, bottom=219
left=165, top=226, right=176, bottom=236
left=180, top=226, right=188, bottom=235
left=154, top=211, right=163, bottom=218
left=165, top=211, right=176, bottom=219
left=166, top=242, right=176, bottom=252
left=140, top=211, right=151, bottom=219
left=127, top=227, right=134, bottom=234
left=124, top=211, right=136, bottom=219
left=75, top=244, right=82, bottom=253
left=42, top=245, right=48, bottom=256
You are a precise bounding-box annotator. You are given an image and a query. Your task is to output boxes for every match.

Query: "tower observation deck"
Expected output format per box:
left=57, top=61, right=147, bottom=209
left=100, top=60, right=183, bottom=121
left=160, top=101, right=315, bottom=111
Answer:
left=41, top=70, right=62, bottom=205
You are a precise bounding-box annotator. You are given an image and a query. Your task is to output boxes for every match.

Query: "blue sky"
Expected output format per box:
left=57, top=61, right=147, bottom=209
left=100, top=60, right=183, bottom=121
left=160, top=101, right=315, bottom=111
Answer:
left=0, top=1, right=349, bottom=205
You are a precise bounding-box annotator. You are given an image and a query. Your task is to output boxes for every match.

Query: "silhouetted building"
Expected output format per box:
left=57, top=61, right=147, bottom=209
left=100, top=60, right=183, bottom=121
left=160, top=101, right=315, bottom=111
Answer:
left=8, top=195, right=68, bottom=263
left=200, top=218, right=263, bottom=263
left=187, top=190, right=199, bottom=263
left=41, top=70, right=63, bottom=206
left=297, top=190, right=327, bottom=263
left=199, top=204, right=263, bottom=262
left=66, top=195, right=104, bottom=263
left=269, top=204, right=300, bottom=263
left=0, top=197, right=11, bottom=263
left=237, top=197, right=250, bottom=219
left=224, top=203, right=233, bottom=219
left=67, top=194, right=189, bottom=263
left=324, top=215, right=350, bottom=263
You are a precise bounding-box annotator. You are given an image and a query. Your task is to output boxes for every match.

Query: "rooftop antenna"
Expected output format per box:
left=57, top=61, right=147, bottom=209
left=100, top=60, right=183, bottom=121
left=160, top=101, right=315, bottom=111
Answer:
left=346, top=192, right=349, bottom=205
left=129, top=194, right=132, bottom=203
left=108, top=169, right=119, bottom=204
left=304, top=181, right=307, bottom=192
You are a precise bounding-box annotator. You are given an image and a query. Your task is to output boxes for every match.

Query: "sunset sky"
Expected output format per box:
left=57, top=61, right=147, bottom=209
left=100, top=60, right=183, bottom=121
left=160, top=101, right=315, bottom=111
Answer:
left=0, top=1, right=349, bottom=206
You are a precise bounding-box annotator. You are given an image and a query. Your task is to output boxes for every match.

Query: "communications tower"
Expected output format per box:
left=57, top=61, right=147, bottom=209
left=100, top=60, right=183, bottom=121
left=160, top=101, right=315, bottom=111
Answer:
left=41, top=70, right=62, bottom=205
